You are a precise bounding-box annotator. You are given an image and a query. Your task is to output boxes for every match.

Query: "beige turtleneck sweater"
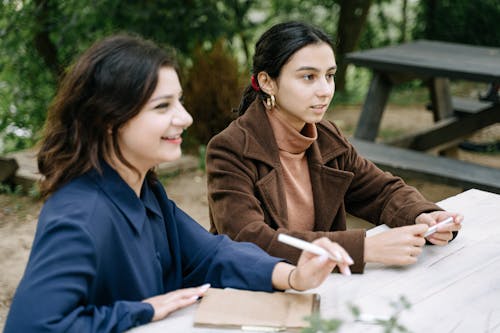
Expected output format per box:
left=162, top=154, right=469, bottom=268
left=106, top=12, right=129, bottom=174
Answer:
left=266, top=109, right=317, bottom=231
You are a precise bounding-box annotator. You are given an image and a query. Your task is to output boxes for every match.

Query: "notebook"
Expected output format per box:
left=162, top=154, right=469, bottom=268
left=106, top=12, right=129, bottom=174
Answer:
left=193, top=288, right=320, bottom=332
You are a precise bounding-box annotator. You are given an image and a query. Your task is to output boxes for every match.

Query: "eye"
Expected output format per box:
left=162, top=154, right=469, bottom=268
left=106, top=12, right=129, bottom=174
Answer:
left=153, top=102, right=171, bottom=112
left=326, top=73, right=336, bottom=81
left=179, top=95, right=185, bottom=105
left=303, top=74, right=315, bottom=81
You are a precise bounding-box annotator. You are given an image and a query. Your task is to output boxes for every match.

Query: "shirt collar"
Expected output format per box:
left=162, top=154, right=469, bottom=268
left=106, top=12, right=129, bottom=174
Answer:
left=140, top=179, right=163, bottom=218
left=89, top=161, right=161, bottom=233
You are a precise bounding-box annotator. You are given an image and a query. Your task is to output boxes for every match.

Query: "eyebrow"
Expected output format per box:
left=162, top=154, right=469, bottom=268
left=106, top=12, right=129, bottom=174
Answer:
left=149, top=91, right=183, bottom=103
left=296, top=66, right=337, bottom=72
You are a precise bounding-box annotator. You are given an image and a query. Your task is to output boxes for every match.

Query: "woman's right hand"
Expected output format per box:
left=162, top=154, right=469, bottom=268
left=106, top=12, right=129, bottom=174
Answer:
left=290, top=237, right=354, bottom=291
left=143, top=283, right=211, bottom=321
left=364, top=224, right=428, bottom=265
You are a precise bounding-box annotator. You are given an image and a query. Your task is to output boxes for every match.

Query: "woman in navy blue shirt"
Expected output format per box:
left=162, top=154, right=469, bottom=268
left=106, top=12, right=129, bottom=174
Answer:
left=4, top=34, right=353, bottom=332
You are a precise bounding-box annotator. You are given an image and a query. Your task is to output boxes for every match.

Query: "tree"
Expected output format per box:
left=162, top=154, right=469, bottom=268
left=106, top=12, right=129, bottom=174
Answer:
left=0, top=0, right=260, bottom=153
left=413, top=0, right=500, bottom=47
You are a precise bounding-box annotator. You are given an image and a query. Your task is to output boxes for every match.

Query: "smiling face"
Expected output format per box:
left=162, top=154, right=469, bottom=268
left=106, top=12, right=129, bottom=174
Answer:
left=115, top=67, right=193, bottom=175
left=265, top=43, right=336, bottom=131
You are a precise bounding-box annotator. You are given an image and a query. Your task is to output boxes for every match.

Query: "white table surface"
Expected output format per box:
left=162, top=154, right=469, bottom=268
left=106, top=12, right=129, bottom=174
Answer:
left=129, top=189, right=500, bottom=333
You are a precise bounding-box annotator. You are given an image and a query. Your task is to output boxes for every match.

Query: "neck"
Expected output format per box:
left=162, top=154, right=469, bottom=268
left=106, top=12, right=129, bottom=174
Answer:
left=105, top=156, right=145, bottom=197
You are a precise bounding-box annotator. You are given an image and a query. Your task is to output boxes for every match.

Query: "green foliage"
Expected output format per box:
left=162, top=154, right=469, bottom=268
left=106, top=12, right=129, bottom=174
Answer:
left=0, top=0, right=260, bottom=154
left=198, top=145, right=207, bottom=172
left=413, top=0, right=500, bottom=47
left=302, top=312, right=342, bottom=333
left=303, top=295, right=412, bottom=333
left=183, top=39, right=242, bottom=149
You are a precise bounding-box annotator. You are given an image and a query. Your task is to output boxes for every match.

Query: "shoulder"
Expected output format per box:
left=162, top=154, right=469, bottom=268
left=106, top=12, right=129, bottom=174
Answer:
left=316, top=120, right=352, bottom=150
left=208, top=118, right=245, bottom=149
left=39, top=175, right=111, bottom=237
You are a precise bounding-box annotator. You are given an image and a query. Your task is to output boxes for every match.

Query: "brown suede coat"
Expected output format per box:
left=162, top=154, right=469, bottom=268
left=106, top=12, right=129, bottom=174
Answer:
left=206, top=100, right=441, bottom=273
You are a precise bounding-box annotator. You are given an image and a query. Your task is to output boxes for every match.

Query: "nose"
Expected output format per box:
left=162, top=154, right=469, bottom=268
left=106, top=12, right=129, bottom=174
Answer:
left=171, top=101, right=193, bottom=129
left=317, top=77, right=335, bottom=98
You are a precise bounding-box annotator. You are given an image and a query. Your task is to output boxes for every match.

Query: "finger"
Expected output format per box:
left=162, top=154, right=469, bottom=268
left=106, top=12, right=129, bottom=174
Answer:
left=416, top=212, right=435, bottom=226
left=313, top=238, right=354, bottom=265
left=437, top=222, right=461, bottom=233
left=404, top=223, right=429, bottom=236
left=431, top=230, right=453, bottom=242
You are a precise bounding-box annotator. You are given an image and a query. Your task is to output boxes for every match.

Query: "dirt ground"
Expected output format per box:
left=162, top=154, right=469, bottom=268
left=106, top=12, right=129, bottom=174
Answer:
left=0, top=104, right=499, bottom=329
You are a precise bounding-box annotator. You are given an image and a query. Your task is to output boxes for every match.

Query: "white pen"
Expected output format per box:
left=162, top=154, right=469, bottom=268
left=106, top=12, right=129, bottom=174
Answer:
left=277, top=233, right=342, bottom=262
left=423, top=217, right=454, bottom=237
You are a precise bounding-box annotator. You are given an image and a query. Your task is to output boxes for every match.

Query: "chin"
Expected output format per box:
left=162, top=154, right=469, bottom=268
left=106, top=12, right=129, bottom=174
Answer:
left=161, top=150, right=182, bottom=163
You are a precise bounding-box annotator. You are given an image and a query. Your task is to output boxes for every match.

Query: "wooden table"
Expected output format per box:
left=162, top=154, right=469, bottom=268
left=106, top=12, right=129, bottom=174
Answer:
left=345, top=40, right=500, bottom=193
left=128, top=189, right=500, bottom=332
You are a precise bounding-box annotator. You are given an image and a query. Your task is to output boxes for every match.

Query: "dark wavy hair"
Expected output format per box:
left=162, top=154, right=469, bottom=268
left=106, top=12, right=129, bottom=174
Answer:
left=238, top=21, right=334, bottom=115
left=37, top=34, right=178, bottom=198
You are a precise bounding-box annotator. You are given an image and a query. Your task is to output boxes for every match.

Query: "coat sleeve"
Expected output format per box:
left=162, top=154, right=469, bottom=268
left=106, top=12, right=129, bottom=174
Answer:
left=206, top=128, right=367, bottom=272
left=338, top=135, right=442, bottom=227
left=165, top=198, right=282, bottom=292
left=4, top=212, right=153, bottom=333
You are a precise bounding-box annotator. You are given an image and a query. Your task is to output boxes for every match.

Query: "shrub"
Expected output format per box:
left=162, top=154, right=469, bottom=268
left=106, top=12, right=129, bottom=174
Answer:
left=182, top=38, right=243, bottom=151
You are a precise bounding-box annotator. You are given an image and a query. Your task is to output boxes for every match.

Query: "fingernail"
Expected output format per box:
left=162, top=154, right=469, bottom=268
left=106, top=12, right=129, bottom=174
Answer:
left=346, top=256, right=354, bottom=265
left=317, top=255, right=328, bottom=263
left=200, top=283, right=211, bottom=292
left=334, top=251, right=342, bottom=262
left=189, top=295, right=199, bottom=302
left=343, top=267, right=351, bottom=276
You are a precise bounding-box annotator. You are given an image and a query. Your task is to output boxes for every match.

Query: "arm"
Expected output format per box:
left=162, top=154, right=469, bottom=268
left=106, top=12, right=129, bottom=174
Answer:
left=340, top=137, right=442, bottom=227
left=4, top=211, right=152, bottom=333
left=166, top=198, right=352, bottom=292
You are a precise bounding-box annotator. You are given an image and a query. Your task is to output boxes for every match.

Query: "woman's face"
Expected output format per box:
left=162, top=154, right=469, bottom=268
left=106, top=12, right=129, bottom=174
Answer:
left=116, top=67, right=193, bottom=174
left=272, top=43, right=336, bottom=131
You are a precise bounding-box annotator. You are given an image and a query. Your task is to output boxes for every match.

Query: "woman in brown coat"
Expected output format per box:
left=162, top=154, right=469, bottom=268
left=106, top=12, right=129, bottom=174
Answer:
left=206, top=21, right=462, bottom=273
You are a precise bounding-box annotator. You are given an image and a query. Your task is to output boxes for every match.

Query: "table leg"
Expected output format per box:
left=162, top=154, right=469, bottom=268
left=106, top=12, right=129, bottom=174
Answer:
left=354, top=72, right=392, bottom=141
left=428, top=78, right=458, bottom=156
left=429, top=77, right=453, bottom=121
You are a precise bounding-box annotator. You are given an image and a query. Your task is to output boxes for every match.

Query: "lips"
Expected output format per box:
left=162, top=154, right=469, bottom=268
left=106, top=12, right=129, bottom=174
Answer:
left=161, top=133, right=183, bottom=144
left=161, top=134, right=182, bottom=140
left=311, top=104, right=328, bottom=110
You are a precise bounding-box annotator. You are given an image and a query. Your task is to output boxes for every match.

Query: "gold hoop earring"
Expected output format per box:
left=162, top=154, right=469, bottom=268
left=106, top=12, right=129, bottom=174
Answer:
left=265, top=95, right=276, bottom=109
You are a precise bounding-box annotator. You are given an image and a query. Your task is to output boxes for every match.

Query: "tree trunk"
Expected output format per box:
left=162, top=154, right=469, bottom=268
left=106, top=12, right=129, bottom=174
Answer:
left=335, top=0, right=373, bottom=91
left=33, top=0, right=60, bottom=77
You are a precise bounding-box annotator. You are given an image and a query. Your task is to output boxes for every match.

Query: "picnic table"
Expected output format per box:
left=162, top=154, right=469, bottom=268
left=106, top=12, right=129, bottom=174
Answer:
left=345, top=40, right=500, bottom=193
left=127, top=188, right=500, bottom=332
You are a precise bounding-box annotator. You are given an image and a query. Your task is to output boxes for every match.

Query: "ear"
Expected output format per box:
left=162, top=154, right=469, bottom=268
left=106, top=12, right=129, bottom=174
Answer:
left=257, top=72, right=277, bottom=95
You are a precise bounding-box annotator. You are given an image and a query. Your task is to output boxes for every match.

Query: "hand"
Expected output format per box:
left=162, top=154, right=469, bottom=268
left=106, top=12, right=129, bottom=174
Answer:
left=143, top=283, right=210, bottom=321
left=416, top=211, right=463, bottom=245
left=364, top=224, right=428, bottom=266
left=291, top=237, right=354, bottom=291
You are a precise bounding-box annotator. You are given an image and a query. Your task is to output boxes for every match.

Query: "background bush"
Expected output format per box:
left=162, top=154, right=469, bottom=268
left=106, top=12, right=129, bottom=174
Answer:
left=182, top=39, right=243, bottom=151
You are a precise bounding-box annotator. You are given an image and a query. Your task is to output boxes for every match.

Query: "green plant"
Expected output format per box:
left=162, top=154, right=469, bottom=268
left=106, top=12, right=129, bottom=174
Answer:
left=182, top=38, right=242, bottom=150
left=303, top=295, right=412, bottom=333
left=198, top=145, right=207, bottom=172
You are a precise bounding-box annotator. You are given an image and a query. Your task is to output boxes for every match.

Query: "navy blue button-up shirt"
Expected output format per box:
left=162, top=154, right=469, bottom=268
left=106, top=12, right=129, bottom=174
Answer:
left=5, top=162, right=282, bottom=332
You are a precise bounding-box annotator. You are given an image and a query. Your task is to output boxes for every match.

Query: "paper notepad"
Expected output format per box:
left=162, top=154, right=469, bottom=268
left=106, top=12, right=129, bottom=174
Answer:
left=193, top=288, right=320, bottom=331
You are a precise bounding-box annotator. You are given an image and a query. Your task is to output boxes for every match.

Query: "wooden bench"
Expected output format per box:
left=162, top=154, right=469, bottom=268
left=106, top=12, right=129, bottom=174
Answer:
left=350, top=138, right=500, bottom=194
left=388, top=97, right=500, bottom=151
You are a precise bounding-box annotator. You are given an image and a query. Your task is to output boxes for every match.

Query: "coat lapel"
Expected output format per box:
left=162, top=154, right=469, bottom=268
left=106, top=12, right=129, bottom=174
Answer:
left=239, top=101, right=288, bottom=227
left=308, top=124, right=354, bottom=232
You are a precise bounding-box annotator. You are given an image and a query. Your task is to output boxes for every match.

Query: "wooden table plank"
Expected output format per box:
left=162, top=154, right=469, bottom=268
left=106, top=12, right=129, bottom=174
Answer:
left=346, top=40, right=500, bottom=83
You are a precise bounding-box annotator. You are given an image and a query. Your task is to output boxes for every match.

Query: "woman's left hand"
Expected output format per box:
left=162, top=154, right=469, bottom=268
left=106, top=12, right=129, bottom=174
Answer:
left=416, top=211, right=463, bottom=245
left=290, top=237, right=353, bottom=291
